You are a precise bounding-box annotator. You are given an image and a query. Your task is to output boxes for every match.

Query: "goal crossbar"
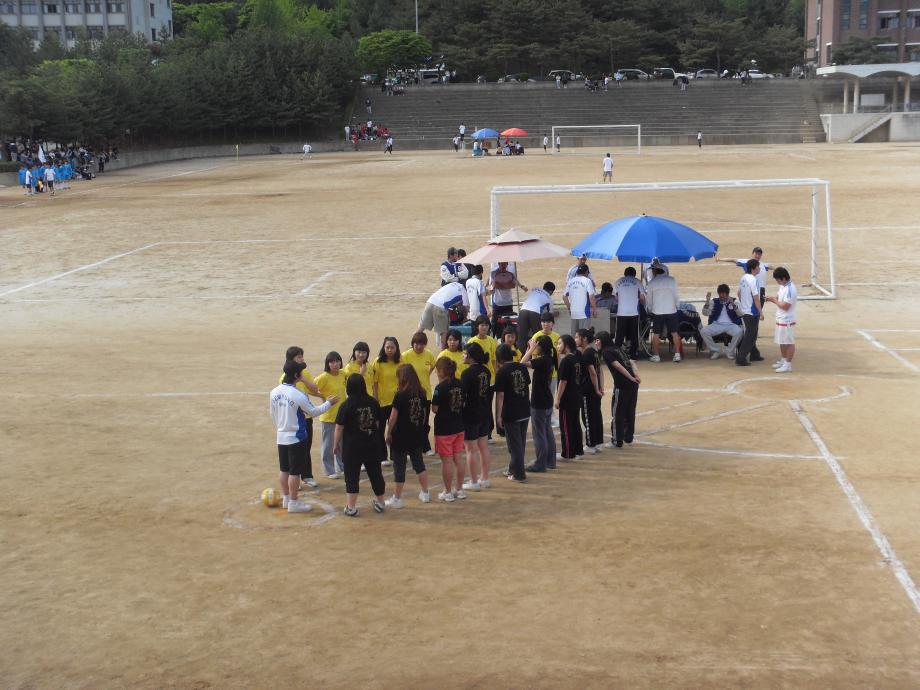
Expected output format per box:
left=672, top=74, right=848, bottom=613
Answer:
left=489, top=178, right=836, bottom=300
left=551, top=124, right=641, bottom=155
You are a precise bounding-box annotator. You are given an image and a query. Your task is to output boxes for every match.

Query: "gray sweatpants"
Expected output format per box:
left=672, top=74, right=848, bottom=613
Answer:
left=320, top=421, right=344, bottom=475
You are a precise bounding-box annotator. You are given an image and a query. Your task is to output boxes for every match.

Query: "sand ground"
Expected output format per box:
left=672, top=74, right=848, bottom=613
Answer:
left=1, top=143, right=919, bottom=688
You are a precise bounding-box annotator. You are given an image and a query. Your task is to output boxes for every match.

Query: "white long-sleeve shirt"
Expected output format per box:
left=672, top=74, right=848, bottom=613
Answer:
left=269, top=383, right=331, bottom=445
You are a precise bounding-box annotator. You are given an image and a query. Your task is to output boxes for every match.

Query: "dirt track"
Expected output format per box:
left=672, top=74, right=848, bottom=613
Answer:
left=1, top=144, right=919, bottom=688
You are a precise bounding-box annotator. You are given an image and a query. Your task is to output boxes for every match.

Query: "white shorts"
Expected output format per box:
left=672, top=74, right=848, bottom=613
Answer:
left=774, top=322, right=796, bottom=345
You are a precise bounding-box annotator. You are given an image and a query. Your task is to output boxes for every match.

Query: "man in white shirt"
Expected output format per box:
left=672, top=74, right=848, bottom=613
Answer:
left=302, top=143, right=313, bottom=158
left=602, top=153, right=613, bottom=182
left=764, top=266, right=797, bottom=373
left=555, top=135, right=561, bottom=152
left=458, top=123, right=466, bottom=143
left=701, top=283, right=743, bottom=359
left=543, top=135, right=549, bottom=152
left=644, top=257, right=669, bottom=284
left=564, top=264, right=597, bottom=334
left=566, top=253, right=594, bottom=283
left=646, top=265, right=681, bottom=362
left=452, top=136, right=460, bottom=152
left=270, top=361, right=336, bottom=513
left=720, top=246, right=769, bottom=310
left=419, top=281, right=469, bottom=349
left=466, top=264, right=489, bottom=321
left=517, top=281, right=556, bottom=343
left=614, top=266, right=646, bottom=359
left=735, top=259, right=765, bottom=366
left=43, top=165, right=56, bottom=196
left=385, top=136, right=394, bottom=154
left=440, top=247, right=470, bottom=286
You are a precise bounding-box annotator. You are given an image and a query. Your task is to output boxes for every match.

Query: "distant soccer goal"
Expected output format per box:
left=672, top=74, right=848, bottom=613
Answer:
left=488, top=178, right=836, bottom=300
left=550, top=124, right=641, bottom=155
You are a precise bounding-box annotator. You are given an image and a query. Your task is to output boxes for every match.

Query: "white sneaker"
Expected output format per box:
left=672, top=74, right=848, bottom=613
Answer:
left=326, top=473, right=341, bottom=479
left=479, top=478, right=492, bottom=488
left=382, top=460, right=392, bottom=467
left=282, top=495, right=290, bottom=509
left=438, top=490, right=455, bottom=502
left=343, top=505, right=359, bottom=517
left=673, top=352, right=681, bottom=362
left=462, top=480, right=481, bottom=491
left=726, top=350, right=736, bottom=359
left=424, top=449, right=435, bottom=456
left=372, top=499, right=386, bottom=513
left=772, top=360, right=785, bottom=369
left=418, top=491, right=431, bottom=503
left=603, top=441, right=616, bottom=449
left=300, top=478, right=318, bottom=489
left=385, top=495, right=404, bottom=509
left=709, top=352, right=721, bottom=360
left=453, top=489, right=468, bottom=500
left=487, top=437, right=495, bottom=445
left=287, top=499, right=312, bottom=514
left=775, top=362, right=793, bottom=373
left=584, top=445, right=599, bottom=454
left=649, top=355, right=661, bottom=363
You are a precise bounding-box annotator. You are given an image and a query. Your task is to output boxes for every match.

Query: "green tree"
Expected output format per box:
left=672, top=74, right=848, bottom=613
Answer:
left=679, top=15, right=745, bottom=72
left=0, top=24, right=37, bottom=76
left=356, top=29, right=432, bottom=74
left=831, top=35, right=895, bottom=65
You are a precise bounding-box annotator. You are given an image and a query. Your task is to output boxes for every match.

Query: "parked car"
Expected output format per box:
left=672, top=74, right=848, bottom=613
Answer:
left=747, top=69, right=772, bottom=80
left=616, top=68, right=650, bottom=81
left=547, top=69, right=582, bottom=82
left=652, top=67, right=680, bottom=80
left=498, top=74, right=536, bottom=83
left=695, top=69, right=719, bottom=79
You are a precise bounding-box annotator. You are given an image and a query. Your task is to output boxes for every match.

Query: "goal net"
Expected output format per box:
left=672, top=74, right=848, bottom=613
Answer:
left=488, top=178, right=835, bottom=300
left=550, top=124, right=641, bottom=155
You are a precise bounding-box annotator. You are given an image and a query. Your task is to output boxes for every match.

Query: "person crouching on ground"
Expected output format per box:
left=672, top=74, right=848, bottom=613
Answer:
left=384, top=364, right=432, bottom=507
left=334, top=374, right=387, bottom=516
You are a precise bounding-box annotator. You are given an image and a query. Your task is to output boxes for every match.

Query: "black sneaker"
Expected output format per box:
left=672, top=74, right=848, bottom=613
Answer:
left=343, top=506, right=358, bottom=517
left=525, top=464, right=547, bottom=473
left=735, top=360, right=751, bottom=366
left=616, top=441, right=623, bottom=448
left=372, top=499, right=385, bottom=513
left=750, top=355, right=765, bottom=362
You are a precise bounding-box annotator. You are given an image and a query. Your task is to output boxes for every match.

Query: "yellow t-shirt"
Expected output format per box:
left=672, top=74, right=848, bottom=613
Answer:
left=435, top=348, right=467, bottom=378
left=314, top=371, right=346, bottom=423
left=278, top=367, right=315, bottom=396
left=372, top=360, right=400, bottom=406
left=469, top=334, right=498, bottom=383
left=342, top=360, right=374, bottom=394
left=401, top=348, right=436, bottom=399
left=529, top=330, right=561, bottom=378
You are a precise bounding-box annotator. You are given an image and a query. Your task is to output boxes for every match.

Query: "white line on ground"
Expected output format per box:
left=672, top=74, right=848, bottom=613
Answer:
left=892, top=348, right=920, bottom=352
left=634, top=439, right=821, bottom=460
left=789, top=399, right=920, bottom=615
left=638, top=402, right=772, bottom=436
left=300, top=271, right=335, bottom=295
left=856, top=329, right=919, bottom=373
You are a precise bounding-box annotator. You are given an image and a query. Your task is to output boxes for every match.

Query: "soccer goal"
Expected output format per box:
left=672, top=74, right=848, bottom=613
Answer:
left=488, top=178, right=836, bottom=300
left=550, top=124, right=642, bottom=155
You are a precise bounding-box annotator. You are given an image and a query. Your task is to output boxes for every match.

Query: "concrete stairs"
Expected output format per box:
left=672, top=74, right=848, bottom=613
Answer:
left=847, top=111, right=894, bottom=143
left=353, top=80, right=826, bottom=149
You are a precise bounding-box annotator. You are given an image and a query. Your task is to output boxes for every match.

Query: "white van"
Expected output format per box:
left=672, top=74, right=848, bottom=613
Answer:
left=418, top=69, right=443, bottom=84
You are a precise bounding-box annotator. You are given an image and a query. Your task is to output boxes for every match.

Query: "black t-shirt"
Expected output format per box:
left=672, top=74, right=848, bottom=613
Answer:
left=558, top=352, right=583, bottom=407
left=461, top=363, right=491, bottom=424
left=432, top=378, right=465, bottom=435
left=529, top=355, right=554, bottom=410
left=601, top=347, right=637, bottom=389
left=580, top=346, right=599, bottom=395
left=494, top=362, right=531, bottom=422
left=390, top=390, right=428, bottom=451
left=334, top=396, right=381, bottom=459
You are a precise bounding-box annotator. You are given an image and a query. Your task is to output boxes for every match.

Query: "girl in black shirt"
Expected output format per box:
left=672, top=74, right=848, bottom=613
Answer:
left=595, top=331, right=641, bottom=447
left=520, top=334, right=557, bottom=471
left=384, top=364, right=432, bottom=507
left=431, top=357, right=467, bottom=501
left=576, top=328, right=604, bottom=453
left=460, top=342, right=492, bottom=490
left=555, top=334, right=584, bottom=459
left=334, top=374, right=387, bottom=516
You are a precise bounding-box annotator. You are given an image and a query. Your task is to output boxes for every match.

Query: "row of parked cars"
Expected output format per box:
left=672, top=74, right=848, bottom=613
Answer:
left=498, top=67, right=779, bottom=82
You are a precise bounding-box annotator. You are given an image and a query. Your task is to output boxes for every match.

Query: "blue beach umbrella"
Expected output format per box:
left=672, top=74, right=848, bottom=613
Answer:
left=471, top=128, right=501, bottom=139
left=571, top=214, right=718, bottom=263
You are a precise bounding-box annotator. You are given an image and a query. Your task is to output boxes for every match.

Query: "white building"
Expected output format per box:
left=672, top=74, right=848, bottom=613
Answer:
left=0, top=0, right=172, bottom=47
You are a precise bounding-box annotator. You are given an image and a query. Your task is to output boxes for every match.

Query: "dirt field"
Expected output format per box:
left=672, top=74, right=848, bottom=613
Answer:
left=1, top=143, right=919, bottom=688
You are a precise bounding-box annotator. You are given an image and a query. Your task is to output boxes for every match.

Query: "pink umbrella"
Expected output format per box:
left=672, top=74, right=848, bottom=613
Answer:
left=462, top=228, right=570, bottom=264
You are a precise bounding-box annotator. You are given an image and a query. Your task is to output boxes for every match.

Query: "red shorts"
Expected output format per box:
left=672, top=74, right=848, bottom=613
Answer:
left=435, top=432, right=465, bottom=457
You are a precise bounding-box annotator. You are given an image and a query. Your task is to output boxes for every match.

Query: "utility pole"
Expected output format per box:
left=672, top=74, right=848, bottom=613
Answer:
left=415, top=0, right=419, bottom=33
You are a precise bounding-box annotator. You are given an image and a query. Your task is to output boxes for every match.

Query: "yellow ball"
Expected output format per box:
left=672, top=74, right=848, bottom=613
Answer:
left=261, top=488, right=282, bottom=507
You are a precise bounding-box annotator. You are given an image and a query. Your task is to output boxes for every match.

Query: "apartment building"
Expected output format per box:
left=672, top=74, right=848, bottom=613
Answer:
left=807, top=0, right=920, bottom=65
left=0, top=0, right=172, bottom=47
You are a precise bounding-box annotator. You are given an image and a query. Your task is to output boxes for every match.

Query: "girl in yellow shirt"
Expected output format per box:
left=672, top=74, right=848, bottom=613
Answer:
left=373, top=336, right=401, bottom=464
left=314, top=352, right=347, bottom=478
left=343, top=341, right=374, bottom=393
left=436, top=329, right=467, bottom=378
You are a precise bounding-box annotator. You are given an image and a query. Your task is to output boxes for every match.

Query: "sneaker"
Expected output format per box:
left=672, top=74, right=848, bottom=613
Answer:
left=300, top=478, right=318, bottom=489
left=372, top=499, right=386, bottom=513
left=343, top=505, right=358, bottom=517
left=326, top=473, right=341, bottom=479
left=772, top=360, right=785, bottom=369
left=603, top=441, right=616, bottom=449
left=709, top=352, right=721, bottom=360
left=385, top=495, right=404, bottom=509
left=479, top=478, right=492, bottom=488
left=382, top=460, right=392, bottom=467
left=584, top=445, right=599, bottom=455
left=453, top=489, right=468, bottom=500
left=735, top=360, right=751, bottom=367
left=418, top=491, right=431, bottom=503
left=487, top=437, right=495, bottom=445
left=525, top=464, right=547, bottom=473
left=616, top=440, right=624, bottom=448
left=673, top=352, right=682, bottom=362
left=462, top=480, right=481, bottom=491
left=282, top=495, right=290, bottom=509
left=287, top=499, right=312, bottom=514
left=507, top=474, right=527, bottom=483
left=775, top=362, right=793, bottom=373
left=649, top=355, right=661, bottom=363
left=438, top=490, right=455, bottom=502
left=726, top=350, right=736, bottom=359
left=750, top=355, right=765, bottom=362
left=424, top=449, right=435, bottom=456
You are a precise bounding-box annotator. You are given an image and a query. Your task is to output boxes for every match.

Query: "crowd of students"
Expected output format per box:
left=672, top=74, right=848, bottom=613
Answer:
left=268, top=319, right=641, bottom=517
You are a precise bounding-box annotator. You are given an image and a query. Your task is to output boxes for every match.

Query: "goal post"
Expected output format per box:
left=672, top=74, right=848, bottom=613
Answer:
left=489, top=178, right=836, bottom=300
left=551, top=124, right=641, bottom=155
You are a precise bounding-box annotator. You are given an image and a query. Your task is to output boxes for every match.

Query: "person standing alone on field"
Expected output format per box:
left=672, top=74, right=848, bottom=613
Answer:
left=602, top=152, right=613, bottom=182
left=458, top=123, right=466, bottom=145
left=764, top=267, right=797, bottom=373
left=384, top=136, right=394, bottom=154
left=555, top=135, right=561, bottom=152
left=543, top=135, right=549, bottom=152
left=697, top=131, right=703, bottom=148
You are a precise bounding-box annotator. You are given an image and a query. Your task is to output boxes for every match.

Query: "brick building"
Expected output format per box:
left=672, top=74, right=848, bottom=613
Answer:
left=807, top=0, right=920, bottom=66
